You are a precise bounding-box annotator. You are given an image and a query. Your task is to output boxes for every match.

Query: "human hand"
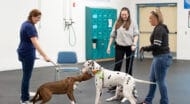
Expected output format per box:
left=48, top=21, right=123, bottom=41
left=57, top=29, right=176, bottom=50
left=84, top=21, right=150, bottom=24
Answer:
left=131, top=45, right=136, bottom=51
left=107, top=47, right=111, bottom=54
left=140, top=47, right=144, bottom=52
left=43, top=56, right=51, bottom=62
left=139, top=47, right=145, bottom=61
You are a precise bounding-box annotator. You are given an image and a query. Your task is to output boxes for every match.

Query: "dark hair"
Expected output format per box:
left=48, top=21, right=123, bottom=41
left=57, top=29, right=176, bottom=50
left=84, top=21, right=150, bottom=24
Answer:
left=27, top=9, right=41, bottom=24
left=115, top=7, right=131, bottom=30
left=151, top=8, right=163, bottom=24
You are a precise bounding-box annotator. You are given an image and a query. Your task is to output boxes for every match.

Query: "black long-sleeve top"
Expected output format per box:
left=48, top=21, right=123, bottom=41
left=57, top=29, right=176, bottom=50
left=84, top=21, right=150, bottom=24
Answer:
left=143, top=24, right=170, bottom=56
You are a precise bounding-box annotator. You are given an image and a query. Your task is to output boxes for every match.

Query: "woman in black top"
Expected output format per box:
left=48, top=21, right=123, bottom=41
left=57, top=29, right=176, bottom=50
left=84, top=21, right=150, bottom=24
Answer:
left=140, top=9, right=172, bottom=104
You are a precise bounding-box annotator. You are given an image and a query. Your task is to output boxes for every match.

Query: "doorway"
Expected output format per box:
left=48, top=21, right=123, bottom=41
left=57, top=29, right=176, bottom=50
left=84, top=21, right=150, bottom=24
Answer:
left=137, top=3, right=177, bottom=58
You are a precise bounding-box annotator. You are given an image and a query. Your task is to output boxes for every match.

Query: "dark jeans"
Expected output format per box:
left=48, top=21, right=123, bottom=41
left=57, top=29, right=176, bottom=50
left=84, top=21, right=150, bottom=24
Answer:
left=145, top=53, right=172, bottom=104
left=114, top=44, right=134, bottom=75
left=19, top=55, right=35, bottom=102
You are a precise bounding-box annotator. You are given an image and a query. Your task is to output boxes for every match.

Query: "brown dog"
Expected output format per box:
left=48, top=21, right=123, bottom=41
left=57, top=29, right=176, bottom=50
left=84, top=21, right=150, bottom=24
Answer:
left=30, top=71, right=93, bottom=104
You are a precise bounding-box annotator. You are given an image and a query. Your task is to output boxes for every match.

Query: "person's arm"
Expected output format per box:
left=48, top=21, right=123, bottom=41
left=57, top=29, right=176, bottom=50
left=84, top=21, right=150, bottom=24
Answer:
left=131, top=35, right=138, bottom=51
left=141, top=26, right=163, bottom=52
left=107, top=21, right=117, bottom=54
left=133, top=35, right=138, bottom=46
left=131, top=22, right=139, bottom=51
left=30, top=37, right=51, bottom=62
left=107, top=37, right=114, bottom=54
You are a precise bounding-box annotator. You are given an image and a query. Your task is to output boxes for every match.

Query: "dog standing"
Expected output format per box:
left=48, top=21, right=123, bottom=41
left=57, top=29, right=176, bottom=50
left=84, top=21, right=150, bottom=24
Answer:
left=30, top=70, right=93, bottom=104
left=83, top=60, right=155, bottom=104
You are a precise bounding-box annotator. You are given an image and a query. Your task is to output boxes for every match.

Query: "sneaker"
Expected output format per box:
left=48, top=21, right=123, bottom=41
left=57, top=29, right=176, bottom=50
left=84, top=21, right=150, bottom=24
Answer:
left=20, top=100, right=32, bottom=104
left=29, top=91, right=36, bottom=97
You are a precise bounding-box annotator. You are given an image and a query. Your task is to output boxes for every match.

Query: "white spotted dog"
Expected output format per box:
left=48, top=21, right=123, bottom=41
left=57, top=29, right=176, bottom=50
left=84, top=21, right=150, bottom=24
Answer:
left=83, top=60, right=156, bottom=104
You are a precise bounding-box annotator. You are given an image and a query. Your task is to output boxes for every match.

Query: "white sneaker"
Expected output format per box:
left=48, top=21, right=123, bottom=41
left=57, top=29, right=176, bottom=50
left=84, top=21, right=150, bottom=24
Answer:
left=29, top=91, right=36, bottom=97
left=20, top=100, right=32, bottom=104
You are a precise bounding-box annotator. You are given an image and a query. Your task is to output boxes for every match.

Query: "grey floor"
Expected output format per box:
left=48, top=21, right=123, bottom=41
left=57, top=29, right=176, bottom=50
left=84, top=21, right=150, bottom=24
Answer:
left=0, top=59, right=190, bottom=104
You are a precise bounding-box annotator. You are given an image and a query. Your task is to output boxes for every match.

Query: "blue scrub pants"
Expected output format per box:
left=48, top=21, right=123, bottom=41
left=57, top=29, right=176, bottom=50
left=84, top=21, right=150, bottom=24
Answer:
left=19, top=55, right=35, bottom=102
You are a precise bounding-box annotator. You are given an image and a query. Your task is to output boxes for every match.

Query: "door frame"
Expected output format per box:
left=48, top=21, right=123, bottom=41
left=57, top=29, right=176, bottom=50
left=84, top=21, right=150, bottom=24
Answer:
left=136, top=3, right=177, bottom=58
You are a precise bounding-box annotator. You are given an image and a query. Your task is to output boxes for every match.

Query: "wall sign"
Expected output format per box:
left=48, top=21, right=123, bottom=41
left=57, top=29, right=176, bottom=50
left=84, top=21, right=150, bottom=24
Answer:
left=184, top=0, right=190, bottom=9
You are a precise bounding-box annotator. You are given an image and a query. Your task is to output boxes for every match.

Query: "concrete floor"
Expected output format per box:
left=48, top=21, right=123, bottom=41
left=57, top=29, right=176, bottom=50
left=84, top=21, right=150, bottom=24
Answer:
left=0, top=59, right=189, bottom=104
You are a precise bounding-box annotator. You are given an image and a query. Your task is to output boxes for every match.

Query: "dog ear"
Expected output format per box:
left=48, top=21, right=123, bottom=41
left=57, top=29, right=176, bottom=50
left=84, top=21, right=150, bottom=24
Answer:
left=84, top=60, right=96, bottom=70
left=83, top=60, right=92, bottom=67
left=87, top=60, right=94, bottom=67
left=92, top=61, right=102, bottom=71
left=87, top=60, right=92, bottom=66
left=91, top=60, right=94, bottom=67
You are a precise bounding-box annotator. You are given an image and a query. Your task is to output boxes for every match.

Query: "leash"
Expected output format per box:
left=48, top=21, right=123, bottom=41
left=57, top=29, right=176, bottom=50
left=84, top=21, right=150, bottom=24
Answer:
left=108, top=51, right=135, bottom=74
left=35, top=59, right=83, bottom=103
left=108, top=49, right=145, bottom=69
left=51, top=62, right=83, bottom=104
left=139, top=50, right=144, bottom=61
left=128, top=51, right=135, bottom=74
left=108, top=53, right=135, bottom=69
left=36, top=59, right=69, bottom=80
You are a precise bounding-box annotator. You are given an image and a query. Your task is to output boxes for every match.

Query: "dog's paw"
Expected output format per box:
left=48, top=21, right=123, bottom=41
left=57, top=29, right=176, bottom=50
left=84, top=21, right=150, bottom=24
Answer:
left=106, top=98, right=113, bottom=102
left=106, top=96, right=117, bottom=102
left=70, top=101, right=76, bottom=104
left=121, top=98, right=127, bottom=103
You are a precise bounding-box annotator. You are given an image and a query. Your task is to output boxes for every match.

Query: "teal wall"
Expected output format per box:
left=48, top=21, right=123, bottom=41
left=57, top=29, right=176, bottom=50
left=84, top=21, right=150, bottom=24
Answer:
left=86, top=7, right=117, bottom=60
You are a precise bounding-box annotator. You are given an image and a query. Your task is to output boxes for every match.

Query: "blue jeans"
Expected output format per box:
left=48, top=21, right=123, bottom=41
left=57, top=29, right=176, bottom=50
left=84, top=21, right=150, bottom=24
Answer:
left=19, top=55, right=35, bottom=102
left=144, top=53, right=172, bottom=104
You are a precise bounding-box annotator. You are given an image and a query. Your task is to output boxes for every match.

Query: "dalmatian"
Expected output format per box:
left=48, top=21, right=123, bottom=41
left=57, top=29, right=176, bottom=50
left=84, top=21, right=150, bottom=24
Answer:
left=83, top=60, right=156, bottom=104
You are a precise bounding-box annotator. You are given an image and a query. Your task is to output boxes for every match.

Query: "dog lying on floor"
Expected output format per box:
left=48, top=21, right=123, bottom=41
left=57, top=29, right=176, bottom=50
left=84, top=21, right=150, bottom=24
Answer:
left=30, top=69, right=93, bottom=104
left=83, top=60, right=156, bottom=104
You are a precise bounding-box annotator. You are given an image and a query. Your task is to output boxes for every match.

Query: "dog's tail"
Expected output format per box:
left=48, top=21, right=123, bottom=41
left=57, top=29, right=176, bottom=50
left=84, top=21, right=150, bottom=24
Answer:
left=30, top=89, right=40, bottom=104
left=134, top=78, right=156, bottom=84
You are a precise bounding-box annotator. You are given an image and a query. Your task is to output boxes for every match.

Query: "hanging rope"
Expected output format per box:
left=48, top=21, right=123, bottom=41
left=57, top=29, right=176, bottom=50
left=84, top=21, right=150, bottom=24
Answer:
left=63, top=0, right=77, bottom=47
left=68, top=23, right=76, bottom=47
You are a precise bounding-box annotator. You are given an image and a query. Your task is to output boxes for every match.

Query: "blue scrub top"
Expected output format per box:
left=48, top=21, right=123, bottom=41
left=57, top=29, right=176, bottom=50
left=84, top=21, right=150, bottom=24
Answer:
left=17, top=21, right=38, bottom=59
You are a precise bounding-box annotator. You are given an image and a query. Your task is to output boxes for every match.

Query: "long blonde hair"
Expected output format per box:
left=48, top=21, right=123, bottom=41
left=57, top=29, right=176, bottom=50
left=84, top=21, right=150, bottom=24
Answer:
left=151, top=8, right=163, bottom=24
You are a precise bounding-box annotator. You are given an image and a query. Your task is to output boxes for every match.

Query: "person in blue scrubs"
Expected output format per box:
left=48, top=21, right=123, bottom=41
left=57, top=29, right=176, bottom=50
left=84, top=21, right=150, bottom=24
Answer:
left=17, top=9, right=51, bottom=104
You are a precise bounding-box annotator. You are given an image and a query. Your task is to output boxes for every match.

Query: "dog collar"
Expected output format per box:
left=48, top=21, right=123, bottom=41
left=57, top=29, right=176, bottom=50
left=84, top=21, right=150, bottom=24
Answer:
left=93, top=69, right=105, bottom=87
left=87, top=69, right=99, bottom=76
left=91, top=69, right=104, bottom=79
left=95, top=70, right=104, bottom=79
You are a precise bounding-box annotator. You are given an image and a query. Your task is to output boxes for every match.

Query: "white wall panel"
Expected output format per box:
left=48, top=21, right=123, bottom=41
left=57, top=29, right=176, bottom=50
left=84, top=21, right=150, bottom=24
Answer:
left=0, top=0, right=38, bottom=71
